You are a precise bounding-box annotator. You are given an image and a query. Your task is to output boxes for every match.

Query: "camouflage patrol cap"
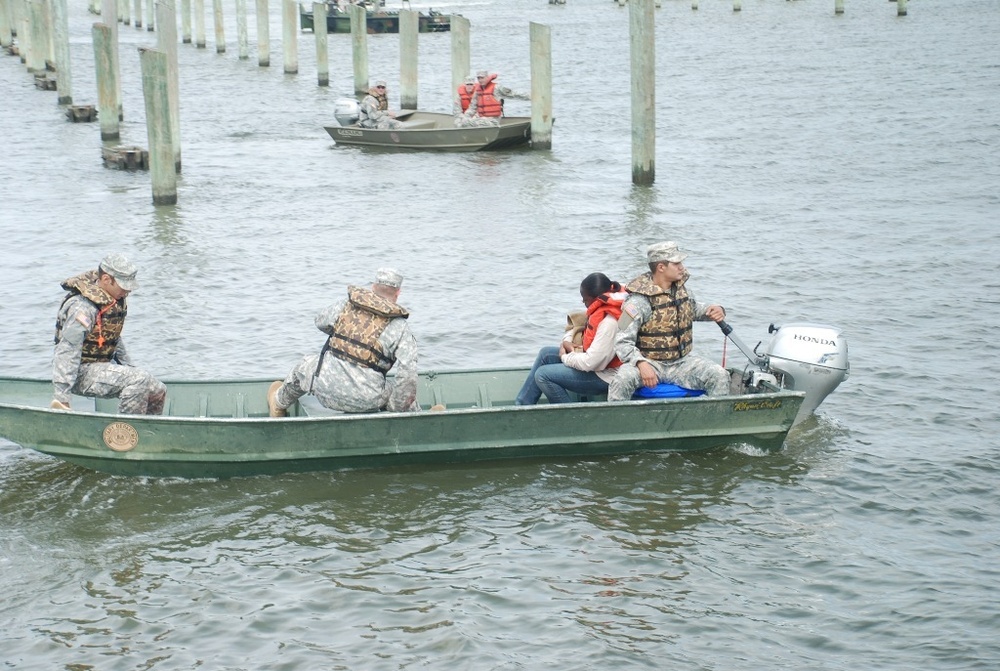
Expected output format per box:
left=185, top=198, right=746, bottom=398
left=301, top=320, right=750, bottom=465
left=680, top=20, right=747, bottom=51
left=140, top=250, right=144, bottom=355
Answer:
left=476, top=70, right=489, bottom=78
left=374, top=79, right=387, bottom=87
left=374, top=268, right=403, bottom=289
left=464, top=75, right=476, bottom=85
left=646, top=241, right=687, bottom=265
left=99, top=252, right=139, bottom=291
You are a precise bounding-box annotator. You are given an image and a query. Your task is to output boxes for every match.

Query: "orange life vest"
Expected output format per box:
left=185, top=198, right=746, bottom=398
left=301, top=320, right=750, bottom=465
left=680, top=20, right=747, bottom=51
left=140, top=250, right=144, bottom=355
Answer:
left=582, top=291, right=625, bottom=369
left=474, top=76, right=503, bottom=117
left=457, top=84, right=474, bottom=113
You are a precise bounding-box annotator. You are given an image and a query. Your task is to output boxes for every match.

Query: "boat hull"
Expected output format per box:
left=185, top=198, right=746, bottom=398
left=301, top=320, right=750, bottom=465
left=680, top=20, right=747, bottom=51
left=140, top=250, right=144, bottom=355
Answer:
left=326, top=112, right=532, bottom=151
left=0, top=372, right=804, bottom=478
left=299, top=4, right=451, bottom=34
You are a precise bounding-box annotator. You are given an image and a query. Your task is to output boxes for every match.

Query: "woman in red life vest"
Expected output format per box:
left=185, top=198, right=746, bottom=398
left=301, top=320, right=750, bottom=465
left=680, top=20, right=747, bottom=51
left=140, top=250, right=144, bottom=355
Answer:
left=515, top=273, right=627, bottom=405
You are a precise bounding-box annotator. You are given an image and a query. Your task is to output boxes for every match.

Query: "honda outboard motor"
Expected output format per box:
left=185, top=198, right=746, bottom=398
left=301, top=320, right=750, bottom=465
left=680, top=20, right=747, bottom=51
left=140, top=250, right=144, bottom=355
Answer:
left=719, top=321, right=849, bottom=425
left=765, top=323, right=849, bottom=423
left=334, top=98, right=360, bottom=126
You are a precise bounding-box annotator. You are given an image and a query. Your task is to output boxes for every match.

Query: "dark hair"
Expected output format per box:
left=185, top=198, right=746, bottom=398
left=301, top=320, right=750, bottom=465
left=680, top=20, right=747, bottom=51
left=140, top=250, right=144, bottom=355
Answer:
left=579, top=273, right=621, bottom=300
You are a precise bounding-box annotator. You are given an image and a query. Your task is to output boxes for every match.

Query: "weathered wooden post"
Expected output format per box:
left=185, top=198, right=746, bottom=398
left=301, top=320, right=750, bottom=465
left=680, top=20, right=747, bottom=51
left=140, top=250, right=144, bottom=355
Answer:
left=102, top=0, right=123, bottom=118
left=1, top=0, right=11, bottom=49
left=121, top=0, right=130, bottom=26
left=350, top=3, right=367, bottom=94
left=145, top=0, right=154, bottom=30
left=92, top=23, right=120, bottom=140
left=450, top=14, right=469, bottom=96
left=133, top=0, right=141, bottom=27
left=255, top=0, right=269, bottom=66
left=691, top=0, right=698, bottom=10
left=156, top=0, right=180, bottom=170
left=193, top=0, right=204, bottom=48
left=835, top=0, right=843, bottom=14
left=181, top=0, right=190, bottom=42
left=399, top=9, right=417, bottom=109
left=18, top=16, right=31, bottom=66
left=41, top=0, right=54, bottom=65
left=282, top=0, right=296, bottom=73
left=212, top=0, right=224, bottom=51
left=897, top=0, right=907, bottom=16
left=733, top=0, right=741, bottom=12
left=26, top=0, right=46, bottom=73
left=236, top=0, right=248, bottom=59
left=139, top=47, right=177, bottom=205
left=52, top=0, right=71, bottom=104
left=630, top=0, right=654, bottom=185
left=529, top=22, right=552, bottom=150
left=313, top=1, right=327, bottom=85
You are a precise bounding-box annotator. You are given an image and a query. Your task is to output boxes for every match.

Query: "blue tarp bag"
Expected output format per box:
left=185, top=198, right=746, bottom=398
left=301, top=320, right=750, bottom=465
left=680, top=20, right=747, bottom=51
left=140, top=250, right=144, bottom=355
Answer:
left=632, top=383, right=705, bottom=399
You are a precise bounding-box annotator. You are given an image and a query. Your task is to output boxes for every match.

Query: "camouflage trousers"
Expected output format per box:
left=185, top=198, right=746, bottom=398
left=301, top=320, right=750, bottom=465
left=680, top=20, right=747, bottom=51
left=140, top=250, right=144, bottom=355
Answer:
left=72, top=362, right=167, bottom=414
left=274, top=352, right=393, bottom=414
left=361, top=118, right=401, bottom=130
left=608, top=354, right=730, bottom=401
left=454, top=115, right=500, bottom=128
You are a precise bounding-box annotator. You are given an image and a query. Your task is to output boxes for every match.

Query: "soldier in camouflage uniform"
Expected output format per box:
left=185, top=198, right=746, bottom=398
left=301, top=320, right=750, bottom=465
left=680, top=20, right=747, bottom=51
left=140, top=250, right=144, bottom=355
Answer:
left=51, top=253, right=167, bottom=414
left=268, top=268, right=419, bottom=416
left=358, top=80, right=402, bottom=130
left=608, top=242, right=731, bottom=401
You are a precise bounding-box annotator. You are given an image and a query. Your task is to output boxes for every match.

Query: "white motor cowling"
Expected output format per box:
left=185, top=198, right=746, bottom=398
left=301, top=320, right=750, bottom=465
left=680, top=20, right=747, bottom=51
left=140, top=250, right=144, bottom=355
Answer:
left=334, top=98, right=360, bottom=126
left=764, top=323, right=849, bottom=423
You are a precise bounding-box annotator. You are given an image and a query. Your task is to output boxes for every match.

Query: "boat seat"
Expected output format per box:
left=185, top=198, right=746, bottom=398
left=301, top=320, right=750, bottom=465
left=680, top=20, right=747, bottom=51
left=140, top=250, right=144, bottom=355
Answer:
left=477, top=384, right=492, bottom=408
left=400, top=121, right=437, bottom=130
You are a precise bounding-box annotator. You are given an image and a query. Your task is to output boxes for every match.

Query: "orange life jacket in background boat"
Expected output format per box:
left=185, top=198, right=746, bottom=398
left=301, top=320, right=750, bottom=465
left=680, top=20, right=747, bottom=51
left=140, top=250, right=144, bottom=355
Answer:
left=457, top=85, right=474, bottom=113
left=474, top=76, right=503, bottom=117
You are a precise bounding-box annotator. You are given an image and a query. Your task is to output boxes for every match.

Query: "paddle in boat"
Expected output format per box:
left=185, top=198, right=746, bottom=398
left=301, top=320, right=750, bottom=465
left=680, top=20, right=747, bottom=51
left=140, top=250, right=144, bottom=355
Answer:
left=0, top=322, right=848, bottom=478
left=325, top=99, right=532, bottom=152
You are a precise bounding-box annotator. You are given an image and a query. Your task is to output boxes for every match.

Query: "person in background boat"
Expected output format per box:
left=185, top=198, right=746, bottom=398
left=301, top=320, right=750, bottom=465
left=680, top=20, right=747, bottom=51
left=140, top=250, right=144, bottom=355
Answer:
left=50, top=253, right=166, bottom=414
left=467, top=70, right=530, bottom=119
left=268, top=268, right=419, bottom=416
left=608, top=242, right=731, bottom=401
left=358, top=80, right=401, bottom=130
left=454, top=74, right=500, bottom=129
left=515, top=273, right=627, bottom=405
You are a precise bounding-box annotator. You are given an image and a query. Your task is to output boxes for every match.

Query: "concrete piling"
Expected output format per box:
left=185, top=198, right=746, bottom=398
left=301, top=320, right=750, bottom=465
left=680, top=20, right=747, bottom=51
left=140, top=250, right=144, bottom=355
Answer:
left=835, top=0, right=843, bottom=14
left=449, top=14, right=469, bottom=96
left=255, top=0, right=268, bottom=66
left=181, top=0, right=190, bottom=42
left=139, top=47, right=177, bottom=204
left=629, top=0, right=654, bottom=185
left=52, top=0, right=71, bottom=104
left=92, top=22, right=120, bottom=140
left=101, top=0, right=122, bottom=118
left=145, top=0, right=154, bottom=31
left=212, top=0, right=224, bottom=52
left=25, top=0, right=45, bottom=73
left=133, top=0, right=141, bottom=28
left=236, top=0, right=247, bottom=59
left=529, top=21, right=552, bottom=150
left=1, top=0, right=11, bottom=48
left=897, top=0, right=907, bottom=16
left=193, top=0, right=204, bottom=48
left=313, top=1, right=327, bottom=85
left=399, top=9, right=417, bottom=109
left=282, top=0, right=296, bottom=73
left=349, top=3, right=367, bottom=94
left=156, top=0, right=180, bottom=170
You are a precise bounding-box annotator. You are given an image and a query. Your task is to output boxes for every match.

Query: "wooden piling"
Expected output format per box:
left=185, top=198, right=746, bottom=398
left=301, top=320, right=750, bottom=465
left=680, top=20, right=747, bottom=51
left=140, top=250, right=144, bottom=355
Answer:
left=145, top=0, right=154, bottom=30
left=102, top=144, right=149, bottom=169
left=629, top=0, right=654, bottom=185
left=313, top=1, right=327, bottom=85
left=51, top=0, right=71, bottom=104
left=133, top=0, right=141, bottom=28
left=66, top=104, right=97, bottom=121
left=139, top=47, right=177, bottom=204
left=733, top=0, right=741, bottom=12
left=212, top=0, right=224, bottom=52
left=181, top=0, right=190, bottom=42
left=101, top=0, right=122, bottom=119
left=449, top=14, right=469, bottom=96
left=255, top=0, right=268, bottom=66
left=92, top=23, right=120, bottom=140
left=399, top=9, right=417, bottom=109
left=1, top=0, right=12, bottom=49
left=25, top=0, right=45, bottom=73
left=350, top=3, right=367, bottom=94
left=897, top=0, right=907, bottom=16
left=691, top=0, right=698, bottom=10
left=529, top=22, right=552, bottom=150
left=236, top=0, right=247, bottom=59
left=156, top=0, right=181, bottom=170
left=282, top=0, right=296, bottom=73
left=193, top=0, right=204, bottom=48
left=835, top=0, right=843, bottom=14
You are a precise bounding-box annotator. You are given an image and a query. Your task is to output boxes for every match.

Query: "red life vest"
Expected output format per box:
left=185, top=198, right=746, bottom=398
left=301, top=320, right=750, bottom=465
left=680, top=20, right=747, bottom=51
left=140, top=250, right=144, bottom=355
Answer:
left=582, top=291, right=626, bottom=369
left=457, top=84, right=474, bottom=112
left=474, top=75, right=503, bottom=117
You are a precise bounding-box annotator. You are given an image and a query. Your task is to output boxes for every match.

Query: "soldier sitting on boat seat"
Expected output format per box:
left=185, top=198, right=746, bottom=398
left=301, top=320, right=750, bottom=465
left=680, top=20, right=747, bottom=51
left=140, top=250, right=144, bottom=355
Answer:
left=358, top=80, right=402, bottom=130
left=268, top=268, right=419, bottom=416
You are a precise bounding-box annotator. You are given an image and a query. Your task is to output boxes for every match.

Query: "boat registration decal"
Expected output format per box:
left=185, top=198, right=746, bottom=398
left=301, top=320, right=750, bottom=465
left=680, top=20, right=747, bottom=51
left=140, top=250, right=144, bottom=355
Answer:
left=103, top=422, right=139, bottom=452
left=339, top=129, right=364, bottom=137
left=733, top=399, right=782, bottom=412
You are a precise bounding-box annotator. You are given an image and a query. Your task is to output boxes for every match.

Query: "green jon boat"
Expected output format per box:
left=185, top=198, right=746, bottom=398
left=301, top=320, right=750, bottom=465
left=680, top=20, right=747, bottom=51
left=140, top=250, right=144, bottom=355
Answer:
left=0, top=323, right=848, bottom=479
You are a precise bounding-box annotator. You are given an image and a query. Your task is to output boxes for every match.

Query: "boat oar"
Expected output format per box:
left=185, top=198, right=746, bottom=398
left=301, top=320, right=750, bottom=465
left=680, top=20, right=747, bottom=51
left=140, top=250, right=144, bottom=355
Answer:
left=717, top=320, right=766, bottom=367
